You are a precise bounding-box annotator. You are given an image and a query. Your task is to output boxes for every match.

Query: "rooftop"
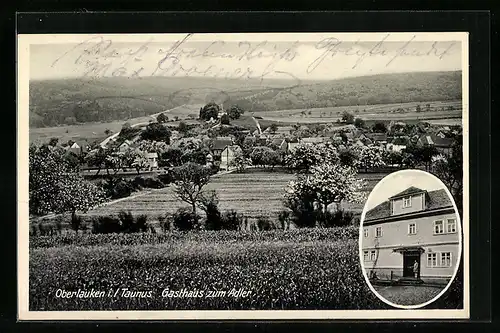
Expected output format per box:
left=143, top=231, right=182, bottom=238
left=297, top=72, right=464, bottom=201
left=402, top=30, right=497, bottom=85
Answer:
left=365, top=188, right=453, bottom=222
left=388, top=186, right=426, bottom=199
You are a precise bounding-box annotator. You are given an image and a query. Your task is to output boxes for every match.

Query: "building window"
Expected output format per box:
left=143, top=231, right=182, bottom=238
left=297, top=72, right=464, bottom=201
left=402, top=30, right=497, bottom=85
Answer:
left=408, top=223, right=417, bottom=235
left=375, top=227, right=382, bottom=238
left=370, top=250, right=377, bottom=261
left=363, top=251, right=369, bottom=262
left=446, top=219, right=457, bottom=233
left=364, top=228, right=368, bottom=238
left=403, top=196, right=412, bottom=208
left=434, top=220, right=444, bottom=234
left=427, top=253, right=438, bottom=267
left=440, top=252, right=452, bottom=267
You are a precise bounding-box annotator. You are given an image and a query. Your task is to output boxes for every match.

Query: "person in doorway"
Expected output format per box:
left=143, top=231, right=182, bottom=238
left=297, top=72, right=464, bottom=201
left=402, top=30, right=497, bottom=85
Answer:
left=413, top=260, right=419, bottom=279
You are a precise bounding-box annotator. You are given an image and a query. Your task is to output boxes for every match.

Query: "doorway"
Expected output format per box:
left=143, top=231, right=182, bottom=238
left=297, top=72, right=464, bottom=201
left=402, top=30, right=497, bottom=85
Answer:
left=403, top=251, right=421, bottom=278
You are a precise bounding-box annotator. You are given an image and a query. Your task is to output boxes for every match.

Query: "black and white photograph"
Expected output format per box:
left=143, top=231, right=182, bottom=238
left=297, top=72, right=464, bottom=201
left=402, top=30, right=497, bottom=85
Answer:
left=360, top=169, right=462, bottom=309
left=18, top=32, right=469, bottom=320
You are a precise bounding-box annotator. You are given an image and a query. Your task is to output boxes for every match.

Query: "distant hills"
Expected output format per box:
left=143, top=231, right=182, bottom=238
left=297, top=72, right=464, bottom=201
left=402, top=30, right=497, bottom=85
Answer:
left=29, top=71, right=461, bottom=128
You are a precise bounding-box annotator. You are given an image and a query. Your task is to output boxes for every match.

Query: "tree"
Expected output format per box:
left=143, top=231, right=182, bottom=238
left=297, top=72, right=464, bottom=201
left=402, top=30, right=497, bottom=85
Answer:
left=372, top=122, right=387, bottom=133
left=48, top=137, right=59, bottom=147
left=284, top=142, right=339, bottom=173
left=104, top=128, right=112, bottom=136
left=131, top=149, right=149, bottom=174
left=262, top=149, right=282, bottom=169
left=228, top=105, right=244, bottom=120
left=341, top=111, right=354, bottom=124
left=405, top=144, right=438, bottom=171
left=269, top=123, right=278, bottom=134
left=171, top=162, right=212, bottom=220
left=29, top=145, right=107, bottom=218
left=416, top=104, right=422, bottom=112
left=160, top=147, right=183, bottom=167
left=229, top=149, right=252, bottom=173
left=84, top=147, right=109, bottom=176
left=432, top=135, right=463, bottom=216
left=136, top=140, right=169, bottom=155
left=338, top=148, right=359, bottom=168
left=64, top=151, right=81, bottom=171
left=157, top=113, right=168, bottom=123
left=199, top=102, right=220, bottom=120
left=140, top=122, right=171, bottom=143
left=384, top=150, right=404, bottom=166
left=425, top=103, right=431, bottom=112
left=178, top=121, right=189, bottom=135
left=284, top=163, right=366, bottom=225
left=220, top=114, right=230, bottom=125
left=198, top=190, right=223, bottom=230
left=358, top=145, right=385, bottom=172
left=354, top=117, right=365, bottom=128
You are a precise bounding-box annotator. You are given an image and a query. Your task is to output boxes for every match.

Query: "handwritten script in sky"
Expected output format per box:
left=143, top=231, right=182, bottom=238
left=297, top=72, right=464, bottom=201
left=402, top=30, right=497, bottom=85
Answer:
left=41, top=34, right=462, bottom=82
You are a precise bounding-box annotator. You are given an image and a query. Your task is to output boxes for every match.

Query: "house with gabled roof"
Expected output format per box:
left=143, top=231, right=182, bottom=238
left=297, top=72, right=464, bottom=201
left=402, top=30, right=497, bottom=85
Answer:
left=417, top=134, right=454, bottom=155
left=118, top=139, right=133, bottom=152
left=387, top=136, right=409, bottom=152
left=362, top=186, right=459, bottom=285
left=212, top=136, right=233, bottom=157
left=300, top=137, right=329, bottom=144
left=68, top=141, right=90, bottom=155
left=220, top=145, right=242, bottom=171
left=269, top=138, right=289, bottom=153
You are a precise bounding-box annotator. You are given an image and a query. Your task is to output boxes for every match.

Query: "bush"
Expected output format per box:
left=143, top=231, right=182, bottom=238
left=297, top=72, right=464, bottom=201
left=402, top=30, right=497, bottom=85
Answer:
left=70, top=213, right=82, bottom=233
left=284, top=193, right=317, bottom=228
left=143, top=177, right=165, bottom=189
left=135, top=214, right=148, bottom=232
left=99, top=178, right=136, bottom=199
left=158, top=214, right=172, bottom=233
left=55, top=218, right=63, bottom=234
left=278, top=210, right=291, bottom=230
left=92, top=216, right=122, bottom=234
left=202, top=197, right=223, bottom=231
left=221, top=210, right=243, bottom=231
left=172, top=208, right=200, bottom=231
left=316, top=209, right=355, bottom=228
left=118, top=211, right=135, bottom=232
left=91, top=211, right=149, bottom=234
left=256, top=216, right=275, bottom=231
left=158, top=172, right=175, bottom=185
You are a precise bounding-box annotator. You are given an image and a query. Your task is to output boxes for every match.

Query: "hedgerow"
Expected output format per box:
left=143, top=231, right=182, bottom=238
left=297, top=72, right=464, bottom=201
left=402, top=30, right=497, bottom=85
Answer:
left=30, top=227, right=359, bottom=248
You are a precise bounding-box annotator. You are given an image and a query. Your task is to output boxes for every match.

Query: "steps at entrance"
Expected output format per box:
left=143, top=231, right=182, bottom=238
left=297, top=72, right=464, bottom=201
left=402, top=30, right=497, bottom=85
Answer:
left=397, top=277, right=424, bottom=285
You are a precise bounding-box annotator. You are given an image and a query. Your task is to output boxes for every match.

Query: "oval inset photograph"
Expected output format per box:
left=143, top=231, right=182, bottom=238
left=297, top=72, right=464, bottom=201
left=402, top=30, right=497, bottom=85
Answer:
left=359, top=169, right=462, bottom=309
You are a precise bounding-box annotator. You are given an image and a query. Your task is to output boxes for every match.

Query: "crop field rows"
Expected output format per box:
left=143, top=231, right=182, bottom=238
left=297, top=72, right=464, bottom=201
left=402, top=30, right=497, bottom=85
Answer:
left=252, top=100, right=462, bottom=124
left=85, top=172, right=385, bottom=221
left=29, top=228, right=462, bottom=311
left=252, top=100, right=462, bottom=118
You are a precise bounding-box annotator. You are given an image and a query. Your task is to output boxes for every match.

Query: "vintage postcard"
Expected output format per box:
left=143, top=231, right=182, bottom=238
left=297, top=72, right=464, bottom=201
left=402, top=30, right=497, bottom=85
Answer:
left=18, top=32, right=469, bottom=320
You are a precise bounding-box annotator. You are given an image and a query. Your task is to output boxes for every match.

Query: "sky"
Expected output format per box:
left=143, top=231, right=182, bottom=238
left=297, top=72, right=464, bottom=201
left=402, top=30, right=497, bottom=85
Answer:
left=363, top=170, right=450, bottom=211
left=28, top=33, right=463, bottom=81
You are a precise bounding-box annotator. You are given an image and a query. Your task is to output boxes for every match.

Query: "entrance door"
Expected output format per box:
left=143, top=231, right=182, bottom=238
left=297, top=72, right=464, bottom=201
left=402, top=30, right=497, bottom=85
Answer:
left=403, top=252, right=420, bottom=278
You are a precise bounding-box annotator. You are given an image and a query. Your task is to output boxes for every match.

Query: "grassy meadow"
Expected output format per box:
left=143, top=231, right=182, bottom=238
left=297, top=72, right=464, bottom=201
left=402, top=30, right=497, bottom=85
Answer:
left=82, top=171, right=385, bottom=222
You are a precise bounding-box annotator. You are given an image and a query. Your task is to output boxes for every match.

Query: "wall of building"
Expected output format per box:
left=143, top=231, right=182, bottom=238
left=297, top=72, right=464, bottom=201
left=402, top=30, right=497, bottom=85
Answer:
left=362, top=212, right=459, bottom=249
left=363, top=243, right=459, bottom=283
left=220, top=148, right=235, bottom=170
left=362, top=212, right=460, bottom=280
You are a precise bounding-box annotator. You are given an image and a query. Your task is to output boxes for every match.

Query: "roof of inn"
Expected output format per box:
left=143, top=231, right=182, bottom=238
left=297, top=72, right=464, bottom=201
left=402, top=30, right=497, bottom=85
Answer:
left=364, top=188, right=453, bottom=223
left=388, top=186, right=426, bottom=199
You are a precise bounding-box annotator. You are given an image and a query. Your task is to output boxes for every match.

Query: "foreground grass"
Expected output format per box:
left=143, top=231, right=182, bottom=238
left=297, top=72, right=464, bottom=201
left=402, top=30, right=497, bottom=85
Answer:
left=30, top=229, right=385, bottom=311
left=29, top=229, right=463, bottom=311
